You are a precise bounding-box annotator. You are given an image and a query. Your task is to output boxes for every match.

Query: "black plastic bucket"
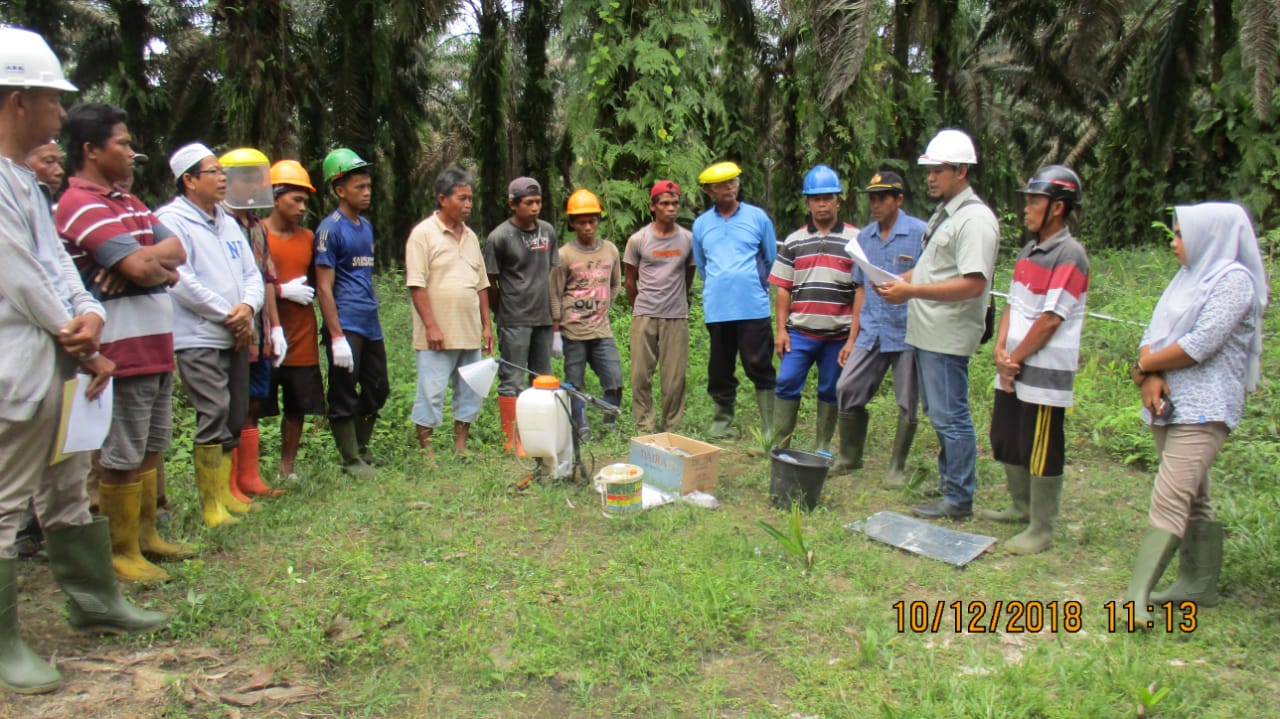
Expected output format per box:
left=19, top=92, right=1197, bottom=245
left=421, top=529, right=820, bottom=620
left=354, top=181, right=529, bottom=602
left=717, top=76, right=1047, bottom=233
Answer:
left=769, top=448, right=832, bottom=511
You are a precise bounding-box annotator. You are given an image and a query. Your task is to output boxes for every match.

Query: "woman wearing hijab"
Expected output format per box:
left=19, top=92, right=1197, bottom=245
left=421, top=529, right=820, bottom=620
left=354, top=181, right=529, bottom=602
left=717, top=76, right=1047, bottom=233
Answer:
left=1124, top=202, right=1268, bottom=627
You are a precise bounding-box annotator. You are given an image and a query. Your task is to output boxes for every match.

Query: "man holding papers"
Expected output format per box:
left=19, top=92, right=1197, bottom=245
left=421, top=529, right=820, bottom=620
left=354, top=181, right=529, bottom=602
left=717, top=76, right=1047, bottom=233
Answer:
left=0, top=28, right=167, bottom=696
left=833, top=171, right=926, bottom=481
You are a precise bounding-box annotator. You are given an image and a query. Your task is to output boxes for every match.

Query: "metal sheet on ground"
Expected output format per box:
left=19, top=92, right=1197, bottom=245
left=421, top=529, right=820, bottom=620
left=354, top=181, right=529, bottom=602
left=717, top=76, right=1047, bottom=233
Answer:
left=846, top=510, right=997, bottom=567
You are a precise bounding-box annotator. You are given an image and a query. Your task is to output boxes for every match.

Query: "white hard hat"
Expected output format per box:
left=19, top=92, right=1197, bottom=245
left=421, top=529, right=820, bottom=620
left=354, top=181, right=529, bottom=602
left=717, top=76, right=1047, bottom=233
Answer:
left=917, top=129, right=978, bottom=166
left=0, top=27, right=77, bottom=92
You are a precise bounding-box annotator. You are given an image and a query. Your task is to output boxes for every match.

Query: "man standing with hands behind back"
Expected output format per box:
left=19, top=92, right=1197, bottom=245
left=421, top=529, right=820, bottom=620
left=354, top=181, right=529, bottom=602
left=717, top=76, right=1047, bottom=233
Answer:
left=874, top=129, right=999, bottom=520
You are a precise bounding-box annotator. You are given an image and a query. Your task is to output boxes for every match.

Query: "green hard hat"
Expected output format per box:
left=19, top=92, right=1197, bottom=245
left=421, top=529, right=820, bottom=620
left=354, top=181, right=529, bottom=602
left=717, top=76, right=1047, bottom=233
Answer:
left=322, top=148, right=371, bottom=186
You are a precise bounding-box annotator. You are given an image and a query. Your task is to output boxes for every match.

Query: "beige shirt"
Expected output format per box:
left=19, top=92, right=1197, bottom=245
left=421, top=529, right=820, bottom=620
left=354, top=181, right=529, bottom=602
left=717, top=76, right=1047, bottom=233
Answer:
left=905, top=186, right=1000, bottom=357
left=405, top=212, right=490, bottom=350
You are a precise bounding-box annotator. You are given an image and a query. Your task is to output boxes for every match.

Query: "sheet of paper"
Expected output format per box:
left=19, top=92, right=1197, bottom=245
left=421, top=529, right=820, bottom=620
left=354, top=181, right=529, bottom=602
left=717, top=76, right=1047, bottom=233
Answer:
left=844, top=238, right=903, bottom=286
left=51, top=375, right=113, bottom=465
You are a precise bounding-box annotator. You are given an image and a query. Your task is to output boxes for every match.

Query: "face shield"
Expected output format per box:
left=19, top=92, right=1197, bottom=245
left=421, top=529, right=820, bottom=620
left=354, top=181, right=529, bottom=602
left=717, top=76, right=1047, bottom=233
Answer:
left=223, top=162, right=272, bottom=210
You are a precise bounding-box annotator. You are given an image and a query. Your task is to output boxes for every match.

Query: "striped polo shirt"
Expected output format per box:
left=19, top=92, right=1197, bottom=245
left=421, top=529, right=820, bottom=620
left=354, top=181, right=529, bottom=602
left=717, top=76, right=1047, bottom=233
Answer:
left=56, top=177, right=176, bottom=377
left=769, top=220, right=858, bottom=340
left=1000, top=228, right=1089, bottom=407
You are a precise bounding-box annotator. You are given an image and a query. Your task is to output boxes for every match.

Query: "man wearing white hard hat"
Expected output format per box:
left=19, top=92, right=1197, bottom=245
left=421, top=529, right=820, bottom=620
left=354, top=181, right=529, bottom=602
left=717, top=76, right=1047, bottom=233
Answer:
left=0, top=26, right=168, bottom=695
left=156, top=141, right=265, bottom=529
left=874, top=129, right=1000, bottom=520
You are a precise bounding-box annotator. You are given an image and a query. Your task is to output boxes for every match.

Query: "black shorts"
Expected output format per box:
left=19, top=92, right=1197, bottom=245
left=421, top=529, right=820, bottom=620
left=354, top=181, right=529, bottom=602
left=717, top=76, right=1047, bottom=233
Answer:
left=261, top=365, right=327, bottom=418
left=989, top=390, right=1066, bottom=477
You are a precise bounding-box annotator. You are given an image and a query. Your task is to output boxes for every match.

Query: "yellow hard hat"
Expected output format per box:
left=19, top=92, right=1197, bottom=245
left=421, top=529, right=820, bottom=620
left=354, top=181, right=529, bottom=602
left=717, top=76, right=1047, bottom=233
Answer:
left=565, top=188, right=603, bottom=216
left=219, top=147, right=270, bottom=167
left=698, top=161, right=742, bottom=185
left=269, top=159, right=316, bottom=193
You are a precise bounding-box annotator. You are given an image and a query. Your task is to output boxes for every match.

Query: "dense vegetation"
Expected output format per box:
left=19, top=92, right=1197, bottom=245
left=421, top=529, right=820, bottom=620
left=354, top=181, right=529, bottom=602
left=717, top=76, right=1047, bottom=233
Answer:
left=4, top=0, right=1278, bottom=265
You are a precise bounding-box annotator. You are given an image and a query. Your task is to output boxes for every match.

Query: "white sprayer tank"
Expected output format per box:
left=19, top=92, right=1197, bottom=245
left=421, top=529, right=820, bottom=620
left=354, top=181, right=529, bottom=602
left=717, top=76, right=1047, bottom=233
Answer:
left=516, top=375, right=574, bottom=479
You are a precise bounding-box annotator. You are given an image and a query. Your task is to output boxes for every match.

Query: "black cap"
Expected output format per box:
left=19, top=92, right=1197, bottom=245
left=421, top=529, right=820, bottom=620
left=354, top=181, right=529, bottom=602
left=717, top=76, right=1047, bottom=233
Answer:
left=862, top=170, right=906, bottom=194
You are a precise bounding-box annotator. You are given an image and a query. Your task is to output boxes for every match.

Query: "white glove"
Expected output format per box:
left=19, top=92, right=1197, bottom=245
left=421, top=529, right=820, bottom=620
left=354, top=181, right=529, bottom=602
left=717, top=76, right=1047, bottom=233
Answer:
left=331, top=335, right=354, bottom=371
left=278, top=276, right=315, bottom=305
left=270, top=326, right=288, bottom=368
left=551, top=331, right=564, bottom=358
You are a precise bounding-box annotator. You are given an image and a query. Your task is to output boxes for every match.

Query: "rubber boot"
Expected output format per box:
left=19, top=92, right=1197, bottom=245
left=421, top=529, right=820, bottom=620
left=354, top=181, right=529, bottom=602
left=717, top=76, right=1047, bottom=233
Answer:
left=1006, top=475, right=1063, bottom=555
left=1124, top=525, right=1180, bottom=629
left=1151, top=520, right=1223, bottom=607
left=755, top=389, right=775, bottom=442
left=235, top=428, right=282, bottom=497
left=498, top=396, right=519, bottom=453
left=814, top=401, right=838, bottom=455
left=829, top=408, right=868, bottom=477
left=194, top=444, right=239, bottom=528
left=44, top=517, right=169, bottom=635
left=978, top=463, right=1032, bottom=523
left=772, top=398, right=801, bottom=449
left=884, top=416, right=917, bottom=487
left=354, top=413, right=377, bottom=466
left=137, top=469, right=192, bottom=560
left=219, top=450, right=253, bottom=513
left=332, top=419, right=376, bottom=478
left=708, top=401, right=734, bottom=439
left=602, top=389, right=622, bottom=433
left=96, top=481, right=169, bottom=582
left=0, top=558, right=62, bottom=694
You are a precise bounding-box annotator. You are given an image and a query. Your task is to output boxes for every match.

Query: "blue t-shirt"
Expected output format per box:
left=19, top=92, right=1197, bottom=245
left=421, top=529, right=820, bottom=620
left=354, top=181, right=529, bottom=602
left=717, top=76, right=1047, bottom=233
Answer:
left=852, top=211, right=926, bottom=353
left=691, top=202, right=777, bottom=323
left=314, top=210, right=382, bottom=340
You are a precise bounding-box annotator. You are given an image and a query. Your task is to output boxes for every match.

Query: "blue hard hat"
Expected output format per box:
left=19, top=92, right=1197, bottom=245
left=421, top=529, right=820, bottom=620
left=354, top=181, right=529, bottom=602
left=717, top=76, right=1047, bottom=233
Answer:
left=803, top=165, right=842, bottom=195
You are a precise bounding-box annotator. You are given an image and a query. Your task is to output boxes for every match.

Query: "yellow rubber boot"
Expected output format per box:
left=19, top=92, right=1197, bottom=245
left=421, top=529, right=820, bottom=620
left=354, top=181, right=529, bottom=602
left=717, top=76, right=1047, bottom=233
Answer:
left=217, top=448, right=253, bottom=514
left=137, top=469, right=193, bottom=559
left=194, top=444, right=239, bottom=528
left=96, top=481, right=169, bottom=582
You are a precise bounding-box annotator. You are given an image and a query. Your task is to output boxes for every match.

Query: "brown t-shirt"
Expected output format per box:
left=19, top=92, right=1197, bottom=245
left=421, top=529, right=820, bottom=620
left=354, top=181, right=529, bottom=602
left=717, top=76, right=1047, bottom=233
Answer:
left=550, top=240, right=621, bottom=341
left=623, top=222, right=693, bottom=319
left=405, top=213, right=490, bottom=350
left=266, top=225, right=320, bottom=367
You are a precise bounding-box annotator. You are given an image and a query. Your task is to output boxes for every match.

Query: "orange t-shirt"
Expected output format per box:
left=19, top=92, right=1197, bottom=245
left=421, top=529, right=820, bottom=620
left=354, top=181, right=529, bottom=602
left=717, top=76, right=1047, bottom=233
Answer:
left=266, top=226, right=320, bottom=367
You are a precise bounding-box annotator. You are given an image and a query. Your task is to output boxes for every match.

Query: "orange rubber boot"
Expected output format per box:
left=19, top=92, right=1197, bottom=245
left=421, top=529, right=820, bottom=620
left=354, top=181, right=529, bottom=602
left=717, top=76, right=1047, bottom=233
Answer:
left=498, top=396, right=518, bottom=454
left=224, top=449, right=254, bottom=511
left=235, top=427, right=283, bottom=497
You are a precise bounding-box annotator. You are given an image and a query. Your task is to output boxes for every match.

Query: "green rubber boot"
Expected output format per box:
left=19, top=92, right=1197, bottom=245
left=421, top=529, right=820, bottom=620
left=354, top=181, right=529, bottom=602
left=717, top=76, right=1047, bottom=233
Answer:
left=0, top=558, right=62, bottom=694
left=1007, top=475, right=1063, bottom=555
left=883, top=416, right=917, bottom=488
left=1150, top=520, right=1223, bottom=607
left=978, top=463, right=1032, bottom=523
left=354, top=413, right=377, bottom=466
left=1123, top=525, right=1180, bottom=630
left=332, top=419, right=376, bottom=478
left=707, top=402, right=734, bottom=439
left=814, top=401, right=838, bottom=455
left=43, top=517, right=170, bottom=635
left=772, top=398, right=801, bottom=449
left=829, top=408, right=868, bottom=477
left=755, top=389, right=775, bottom=442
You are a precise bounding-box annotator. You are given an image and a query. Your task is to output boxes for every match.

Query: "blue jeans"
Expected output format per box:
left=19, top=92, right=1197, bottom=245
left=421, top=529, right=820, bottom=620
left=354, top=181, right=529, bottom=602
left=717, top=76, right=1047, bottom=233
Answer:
left=914, top=347, right=976, bottom=509
left=412, top=348, right=484, bottom=427
left=564, top=337, right=623, bottom=430
left=775, top=331, right=843, bottom=404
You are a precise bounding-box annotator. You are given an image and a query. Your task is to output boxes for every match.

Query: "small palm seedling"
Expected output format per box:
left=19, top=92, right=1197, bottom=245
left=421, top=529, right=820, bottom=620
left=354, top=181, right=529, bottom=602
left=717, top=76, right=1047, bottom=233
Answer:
left=757, top=504, right=814, bottom=568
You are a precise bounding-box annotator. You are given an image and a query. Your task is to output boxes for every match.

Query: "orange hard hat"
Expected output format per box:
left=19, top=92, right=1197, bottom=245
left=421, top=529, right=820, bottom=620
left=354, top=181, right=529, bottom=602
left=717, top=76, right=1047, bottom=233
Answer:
left=565, top=188, right=603, bottom=216
left=269, top=159, right=316, bottom=193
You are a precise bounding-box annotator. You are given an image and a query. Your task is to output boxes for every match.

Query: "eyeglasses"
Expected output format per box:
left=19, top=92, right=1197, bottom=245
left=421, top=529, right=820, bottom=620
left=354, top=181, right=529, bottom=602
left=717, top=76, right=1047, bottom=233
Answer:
left=194, top=167, right=226, bottom=177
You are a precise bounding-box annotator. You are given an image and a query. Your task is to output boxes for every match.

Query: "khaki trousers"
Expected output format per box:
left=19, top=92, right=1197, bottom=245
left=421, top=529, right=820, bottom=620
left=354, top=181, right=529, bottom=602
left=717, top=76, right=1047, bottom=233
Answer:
left=629, top=316, right=689, bottom=433
left=1148, top=422, right=1229, bottom=537
left=0, top=356, right=92, bottom=558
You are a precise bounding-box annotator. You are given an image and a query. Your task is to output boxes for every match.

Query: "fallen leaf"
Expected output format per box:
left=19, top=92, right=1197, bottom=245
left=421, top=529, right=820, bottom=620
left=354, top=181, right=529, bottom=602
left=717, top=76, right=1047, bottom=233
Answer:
left=235, top=666, right=276, bottom=693
left=324, top=614, right=363, bottom=643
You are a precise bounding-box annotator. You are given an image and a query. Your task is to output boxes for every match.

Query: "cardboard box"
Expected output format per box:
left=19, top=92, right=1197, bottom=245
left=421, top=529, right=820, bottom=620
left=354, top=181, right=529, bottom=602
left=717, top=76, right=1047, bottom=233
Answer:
left=629, top=433, right=721, bottom=495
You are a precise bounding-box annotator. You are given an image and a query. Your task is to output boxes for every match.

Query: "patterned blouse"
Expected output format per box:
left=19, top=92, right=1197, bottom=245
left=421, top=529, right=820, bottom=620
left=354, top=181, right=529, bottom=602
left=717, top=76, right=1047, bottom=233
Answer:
left=1141, top=269, right=1256, bottom=429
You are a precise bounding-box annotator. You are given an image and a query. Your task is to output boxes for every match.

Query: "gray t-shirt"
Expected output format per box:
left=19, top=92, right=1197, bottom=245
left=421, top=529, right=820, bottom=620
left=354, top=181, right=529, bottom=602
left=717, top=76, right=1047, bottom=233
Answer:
left=483, top=218, right=559, bottom=327
left=623, top=222, right=694, bottom=319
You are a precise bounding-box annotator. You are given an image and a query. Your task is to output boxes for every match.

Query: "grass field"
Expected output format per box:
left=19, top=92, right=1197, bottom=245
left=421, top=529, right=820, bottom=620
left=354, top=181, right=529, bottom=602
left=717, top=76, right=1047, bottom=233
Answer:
left=3, top=244, right=1277, bottom=719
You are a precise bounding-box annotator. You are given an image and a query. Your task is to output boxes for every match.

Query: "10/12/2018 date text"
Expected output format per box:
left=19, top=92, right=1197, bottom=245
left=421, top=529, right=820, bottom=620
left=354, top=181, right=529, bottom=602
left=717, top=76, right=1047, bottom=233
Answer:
left=891, top=600, right=1198, bottom=634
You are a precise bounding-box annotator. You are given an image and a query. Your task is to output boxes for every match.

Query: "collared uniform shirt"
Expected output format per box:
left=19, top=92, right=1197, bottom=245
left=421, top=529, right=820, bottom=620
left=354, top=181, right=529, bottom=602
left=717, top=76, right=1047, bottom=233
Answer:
left=852, top=211, right=927, bottom=353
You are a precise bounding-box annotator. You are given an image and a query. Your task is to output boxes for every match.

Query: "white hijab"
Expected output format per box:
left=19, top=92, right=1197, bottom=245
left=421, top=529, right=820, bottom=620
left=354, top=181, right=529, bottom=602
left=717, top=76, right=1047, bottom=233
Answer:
left=1145, top=202, right=1268, bottom=390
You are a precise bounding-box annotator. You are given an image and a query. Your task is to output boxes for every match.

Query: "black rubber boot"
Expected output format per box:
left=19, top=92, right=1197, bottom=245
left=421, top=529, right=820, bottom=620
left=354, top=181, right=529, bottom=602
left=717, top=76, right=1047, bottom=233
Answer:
left=332, top=419, right=376, bottom=478
left=883, top=416, right=917, bottom=488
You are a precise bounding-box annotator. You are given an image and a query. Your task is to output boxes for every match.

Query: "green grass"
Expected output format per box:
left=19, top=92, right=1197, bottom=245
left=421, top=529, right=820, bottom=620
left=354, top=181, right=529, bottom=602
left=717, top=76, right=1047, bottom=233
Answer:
left=4, top=245, right=1277, bottom=718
